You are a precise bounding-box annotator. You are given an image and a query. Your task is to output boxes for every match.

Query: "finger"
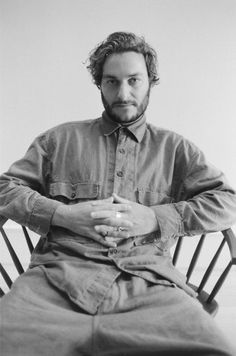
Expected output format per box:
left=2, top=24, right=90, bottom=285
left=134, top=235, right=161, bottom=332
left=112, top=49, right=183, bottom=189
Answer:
left=94, top=225, right=130, bottom=239
left=92, top=215, right=133, bottom=228
left=91, top=196, right=114, bottom=205
left=91, top=231, right=118, bottom=247
left=91, top=206, right=131, bottom=219
left=109, top=203, right=131, bottom=212
left=106, top=218, right=133, bottom=228
left=105, top=236, right=124, bottom=243
left=94, top=225, right=118, bottom=235
left=91, top=210, right=114, bottom=219
left=92, top=203, right=131, bottom=212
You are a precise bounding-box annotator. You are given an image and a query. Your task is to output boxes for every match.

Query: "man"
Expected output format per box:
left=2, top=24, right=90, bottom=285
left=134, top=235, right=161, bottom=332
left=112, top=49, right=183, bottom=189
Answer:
left=0, top=31, right=236, bottom=355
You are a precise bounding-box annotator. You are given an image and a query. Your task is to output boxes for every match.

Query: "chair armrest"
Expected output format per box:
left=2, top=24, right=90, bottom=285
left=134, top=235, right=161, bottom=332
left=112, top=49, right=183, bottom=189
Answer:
left=0, top=215, right=8, bottom=228
left=222, top=228, right=236, bottom=264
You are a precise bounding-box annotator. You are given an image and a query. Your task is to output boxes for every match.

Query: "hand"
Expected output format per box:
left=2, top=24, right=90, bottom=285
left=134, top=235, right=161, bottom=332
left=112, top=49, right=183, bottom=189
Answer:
left=92, top=193, right=158, bottom=243
left=52, top=196, right=132, bottom=247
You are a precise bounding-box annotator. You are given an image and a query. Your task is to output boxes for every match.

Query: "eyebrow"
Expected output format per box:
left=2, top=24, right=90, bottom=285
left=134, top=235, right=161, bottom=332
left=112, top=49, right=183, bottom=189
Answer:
left=102, top=75, right=117, bottom=79
left=102, top=73, right=143, bottom=79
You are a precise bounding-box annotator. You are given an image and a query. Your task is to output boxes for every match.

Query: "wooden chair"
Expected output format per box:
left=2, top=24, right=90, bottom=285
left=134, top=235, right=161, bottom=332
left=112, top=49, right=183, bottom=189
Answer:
left=1, top=215, right=236, bottom=316
left=0, top=216, right=36, bottom=297
left=172, top=228, right=236, bottom=315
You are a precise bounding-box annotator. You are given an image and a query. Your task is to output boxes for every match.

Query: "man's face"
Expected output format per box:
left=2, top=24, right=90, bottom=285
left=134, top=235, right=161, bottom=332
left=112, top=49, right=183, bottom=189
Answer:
left=101, top=51, right=150, bottom=124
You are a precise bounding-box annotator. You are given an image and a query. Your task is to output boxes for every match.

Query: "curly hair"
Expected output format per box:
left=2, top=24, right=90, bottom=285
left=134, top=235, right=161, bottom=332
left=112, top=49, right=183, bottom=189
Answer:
left=87, top=32, right=159, bottom=88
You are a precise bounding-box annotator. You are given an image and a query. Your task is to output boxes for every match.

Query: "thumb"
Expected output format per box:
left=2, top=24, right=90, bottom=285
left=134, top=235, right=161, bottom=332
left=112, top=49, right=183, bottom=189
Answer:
left=91, top=196, right=114, bottom=206
left=112, top=193, right=130, bottom=204
left=103, top=196, right=114, bottom=203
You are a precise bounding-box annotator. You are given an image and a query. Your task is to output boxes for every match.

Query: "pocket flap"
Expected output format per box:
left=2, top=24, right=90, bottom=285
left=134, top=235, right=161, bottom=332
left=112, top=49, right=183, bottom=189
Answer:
left=137, top=189, right=173, bottom=206
left=49, top=182, right=99, bottom=200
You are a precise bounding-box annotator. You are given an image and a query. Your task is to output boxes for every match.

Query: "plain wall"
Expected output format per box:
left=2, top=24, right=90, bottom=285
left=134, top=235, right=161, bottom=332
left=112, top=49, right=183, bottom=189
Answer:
left=1, top=0, right=236, bottom=186
left=1, top=0, right=236, bottom=235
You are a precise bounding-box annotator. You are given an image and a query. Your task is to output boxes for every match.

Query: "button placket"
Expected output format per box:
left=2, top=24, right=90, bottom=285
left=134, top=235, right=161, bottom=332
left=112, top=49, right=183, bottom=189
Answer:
left=113, top=128, right=136, bottom=197
left=116, top=171, right=124, bottom=177
left=71, top=185, right=77, bottom=199
left=115, top=129, right=127, bottom=178
left=108, top=247, right=119, bottom=258
left=119, top=148, right=125, bottom=154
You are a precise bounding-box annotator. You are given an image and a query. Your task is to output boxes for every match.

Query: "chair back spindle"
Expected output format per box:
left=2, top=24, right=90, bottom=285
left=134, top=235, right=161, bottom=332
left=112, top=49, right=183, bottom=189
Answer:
left=1, top=218, right=236, bottom=316
left=0, top=226, right=24, bottom=275
left=186, top=234, right=206, bottom=283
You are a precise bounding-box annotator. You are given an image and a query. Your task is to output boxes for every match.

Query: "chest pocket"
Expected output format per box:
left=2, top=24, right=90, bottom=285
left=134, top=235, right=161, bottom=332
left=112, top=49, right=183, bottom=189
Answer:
left=49, top=182, right=99, bottom=204
left=137, top=189, right=173, bottom=206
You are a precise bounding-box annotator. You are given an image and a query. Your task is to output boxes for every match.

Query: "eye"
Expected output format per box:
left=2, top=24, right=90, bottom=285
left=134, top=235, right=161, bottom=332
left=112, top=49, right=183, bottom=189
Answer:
left=106, top=79, right=118, bottom=86
left=128, top=77, right=140, bottom=86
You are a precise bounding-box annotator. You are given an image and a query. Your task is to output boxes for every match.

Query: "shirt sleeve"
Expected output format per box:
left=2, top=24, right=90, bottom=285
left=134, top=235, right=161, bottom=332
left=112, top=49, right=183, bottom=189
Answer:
left=151, top=141, right=236, bottom=242
left=0, top=132, right=63, bottom=235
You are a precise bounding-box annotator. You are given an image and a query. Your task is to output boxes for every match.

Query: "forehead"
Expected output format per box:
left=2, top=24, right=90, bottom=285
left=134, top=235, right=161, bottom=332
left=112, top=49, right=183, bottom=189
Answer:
left=102, top=51, right=148, bottom=78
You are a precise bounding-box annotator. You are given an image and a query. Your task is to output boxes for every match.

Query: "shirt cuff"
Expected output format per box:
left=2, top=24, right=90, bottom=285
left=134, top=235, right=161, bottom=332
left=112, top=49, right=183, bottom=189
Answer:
left=28, top=196, right=63, bottom=236
left=150, top=203, right=184, bottom=241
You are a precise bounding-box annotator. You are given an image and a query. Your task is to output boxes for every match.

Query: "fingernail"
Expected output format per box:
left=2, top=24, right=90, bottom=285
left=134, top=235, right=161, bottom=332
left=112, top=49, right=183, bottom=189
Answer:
left=105, top=238, right=117, bottom=246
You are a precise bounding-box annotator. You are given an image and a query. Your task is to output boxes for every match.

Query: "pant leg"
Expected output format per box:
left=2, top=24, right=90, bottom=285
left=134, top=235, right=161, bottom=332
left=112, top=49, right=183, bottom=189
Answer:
left=93, top=276, right=235, bottom=356
left=0, top=266, right=92, bottom=356
left=1, top=269, right=235, bottom=356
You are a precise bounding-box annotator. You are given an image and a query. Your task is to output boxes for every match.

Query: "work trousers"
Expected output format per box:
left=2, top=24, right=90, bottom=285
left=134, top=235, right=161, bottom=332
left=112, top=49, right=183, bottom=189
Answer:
left=0, top=266, right=234, bottom=356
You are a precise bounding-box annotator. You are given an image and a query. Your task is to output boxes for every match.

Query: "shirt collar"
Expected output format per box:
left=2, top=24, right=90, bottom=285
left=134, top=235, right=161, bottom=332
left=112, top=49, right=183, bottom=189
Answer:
left=101, top=111, right=146, bottom=143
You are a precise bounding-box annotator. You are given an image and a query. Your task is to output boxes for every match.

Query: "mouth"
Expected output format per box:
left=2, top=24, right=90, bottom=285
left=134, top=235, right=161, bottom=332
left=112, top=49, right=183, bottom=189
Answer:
left=113, top=103, right=135, bottom=108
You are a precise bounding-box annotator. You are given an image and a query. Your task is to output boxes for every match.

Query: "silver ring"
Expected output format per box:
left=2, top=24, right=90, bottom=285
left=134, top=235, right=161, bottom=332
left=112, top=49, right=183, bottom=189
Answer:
left=103, top=231, right=109, bottom=237
left=116, top=226, right=124, bottom=232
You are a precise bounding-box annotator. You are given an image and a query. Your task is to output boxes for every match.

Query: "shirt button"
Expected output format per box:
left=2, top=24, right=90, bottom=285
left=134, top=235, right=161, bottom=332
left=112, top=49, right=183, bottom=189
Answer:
left=117, top=171, right=124, bottom=177
left=119, top=148, right=125, bottom=154
left=71, top=192, right=76, bottom=198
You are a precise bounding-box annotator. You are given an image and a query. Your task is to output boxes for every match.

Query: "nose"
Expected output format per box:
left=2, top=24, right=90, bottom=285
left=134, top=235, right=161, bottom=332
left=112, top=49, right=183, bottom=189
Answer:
left=116, top=82, right=130, bottom=101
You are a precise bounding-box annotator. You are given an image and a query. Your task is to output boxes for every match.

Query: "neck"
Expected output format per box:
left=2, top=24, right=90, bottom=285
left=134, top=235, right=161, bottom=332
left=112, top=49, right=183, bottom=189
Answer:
left=106, top=112, right=145, bottom=127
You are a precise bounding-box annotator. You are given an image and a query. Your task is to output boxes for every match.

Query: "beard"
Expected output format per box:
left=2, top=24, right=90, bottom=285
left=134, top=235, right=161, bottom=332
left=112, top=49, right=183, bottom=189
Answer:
left=101, top=87, right=150, bottom=124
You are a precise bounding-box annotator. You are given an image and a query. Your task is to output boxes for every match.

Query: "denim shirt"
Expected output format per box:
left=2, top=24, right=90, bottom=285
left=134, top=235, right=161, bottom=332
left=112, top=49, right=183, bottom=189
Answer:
left=1, top=112, right=236, bottom=314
